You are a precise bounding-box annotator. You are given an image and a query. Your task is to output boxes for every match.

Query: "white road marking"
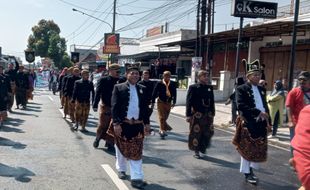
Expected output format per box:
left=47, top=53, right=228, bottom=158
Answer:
left=101, top=164, right=129, bottom=190
left=48, top=96, right=54, bottom=101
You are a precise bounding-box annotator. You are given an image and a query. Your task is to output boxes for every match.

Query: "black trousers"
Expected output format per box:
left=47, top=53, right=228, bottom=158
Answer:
left=16, top=87, right=27, bottom=107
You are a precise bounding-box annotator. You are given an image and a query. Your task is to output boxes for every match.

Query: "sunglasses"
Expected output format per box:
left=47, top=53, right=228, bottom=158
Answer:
left=116, top=71, right=121, bottom=73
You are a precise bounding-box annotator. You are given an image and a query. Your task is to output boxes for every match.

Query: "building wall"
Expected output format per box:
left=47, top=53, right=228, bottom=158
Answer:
left=139, top=30, right=196, bottom=53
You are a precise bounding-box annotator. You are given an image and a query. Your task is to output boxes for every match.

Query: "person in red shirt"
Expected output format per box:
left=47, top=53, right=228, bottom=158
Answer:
left=291, top=105, right=310, bottom=190
left=286, top=71, right=310, bottom=155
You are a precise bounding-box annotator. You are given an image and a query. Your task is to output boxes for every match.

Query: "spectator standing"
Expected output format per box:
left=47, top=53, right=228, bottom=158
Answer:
left=267, top=80, right=285, bottom=138
left=286, top=71, right=310, bottom=155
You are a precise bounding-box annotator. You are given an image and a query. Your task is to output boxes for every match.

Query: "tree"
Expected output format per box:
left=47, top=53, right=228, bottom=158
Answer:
left=27, top=19, right=70, bottom=68
left=61, top=53, right=73, bottom=68
left=48, top=32, right=67, bottom=68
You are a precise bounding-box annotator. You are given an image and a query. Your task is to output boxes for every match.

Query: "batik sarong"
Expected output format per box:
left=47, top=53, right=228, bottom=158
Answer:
left=232, top=116, right=268, bottom=162
left=75, top=101, right=90, bottom=128
left=157, top=99, right=173, bottom=132
left=188, top=111, right=214, bottom=154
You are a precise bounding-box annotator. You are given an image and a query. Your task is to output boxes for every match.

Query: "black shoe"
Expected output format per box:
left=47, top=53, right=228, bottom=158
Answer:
left=250, top=168, right=258, bottom=180
left=118, top=171, right=127, bottom=180
left=73, top=124, right=78, bottom=130
left=131, top=179, right=147, bottom=189
left=193, top=152, right=201, bottom=159
left=159, top=131, right=165, bottom=139
left=245, top=174, right=257, bottom=185
left=93, top=139, right=100, bottom=148
left=107, top=144, right=115, bottom=152
left=80, top=128, right=88, bottom=133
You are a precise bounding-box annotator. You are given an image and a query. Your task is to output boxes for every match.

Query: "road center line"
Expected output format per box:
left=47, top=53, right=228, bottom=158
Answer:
left=101, top=164, right=129, bottom=190
left=48, top=96, right=54, bottom=101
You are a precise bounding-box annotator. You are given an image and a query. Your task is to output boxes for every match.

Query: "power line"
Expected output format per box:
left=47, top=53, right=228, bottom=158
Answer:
left=64, top=0, right=107, bottom=39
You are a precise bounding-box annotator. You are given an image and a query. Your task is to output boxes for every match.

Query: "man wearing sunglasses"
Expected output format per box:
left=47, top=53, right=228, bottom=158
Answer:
left=286, top=71, right=310, bottom=156
left=92, top=63, right=122, bottom=151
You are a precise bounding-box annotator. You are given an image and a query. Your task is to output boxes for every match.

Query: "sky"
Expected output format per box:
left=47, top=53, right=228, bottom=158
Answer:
left=0, top=0, right=292, bottom=60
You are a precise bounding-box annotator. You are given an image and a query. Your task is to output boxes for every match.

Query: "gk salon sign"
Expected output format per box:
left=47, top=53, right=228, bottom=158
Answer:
left=232, top=0, right=278, bottom=19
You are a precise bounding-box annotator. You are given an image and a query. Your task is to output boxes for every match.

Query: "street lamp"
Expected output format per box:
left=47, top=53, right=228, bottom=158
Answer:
left=72, top=8, right=113, bottom=31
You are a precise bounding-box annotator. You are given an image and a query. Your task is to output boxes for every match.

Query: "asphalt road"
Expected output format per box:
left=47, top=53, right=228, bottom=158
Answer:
left=0, top=89, right=300, bottom=190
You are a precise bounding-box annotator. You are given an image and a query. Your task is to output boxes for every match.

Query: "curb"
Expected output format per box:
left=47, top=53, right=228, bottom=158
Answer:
left=170, top=111, right=291, bottom=150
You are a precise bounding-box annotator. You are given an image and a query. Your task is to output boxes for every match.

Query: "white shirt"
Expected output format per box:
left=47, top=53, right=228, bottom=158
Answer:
left=127, top=84, right=140, bottom=119
left=252, top=85, right=265, bottom=112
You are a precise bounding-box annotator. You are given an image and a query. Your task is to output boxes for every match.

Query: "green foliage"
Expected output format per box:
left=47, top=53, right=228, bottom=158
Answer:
left=27, top=19, right=69, bottom=68
left=60, top=53, right=73, bottom=69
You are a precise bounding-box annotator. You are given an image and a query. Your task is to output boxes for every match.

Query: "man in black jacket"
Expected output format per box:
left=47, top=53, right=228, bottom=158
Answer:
left=72, top=70, right=94, bottom=132
left=0, top=63, right=12, bottom=126
left=186, top=70, right=215, bottom=159
left=138, top=70, right=155, bottom=117
left=152, top=71, right=177, bottom=139
left=110, top=66, right=150, bottom=189
left=5, top=60, right=19, bottom=112
left=92, top=64, right=122, bottom=150
left=15, top=65, right=29, bottom=109
left=63, top=68, right=81, bottom=122
left=62, top=67, right=73, bottom=117
left=232, top=59, right=270, bottom=185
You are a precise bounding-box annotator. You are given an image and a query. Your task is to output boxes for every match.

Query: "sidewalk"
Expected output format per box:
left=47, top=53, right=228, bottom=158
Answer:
left=170, top=103, right=291, bottom=149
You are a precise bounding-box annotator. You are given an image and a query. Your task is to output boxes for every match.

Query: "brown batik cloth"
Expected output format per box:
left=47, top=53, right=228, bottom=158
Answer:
left=69, top=100, right=76, bottom=122
left=10, top=82, right=16, bottom=95
left=75, top=101, right=90, bottom=128
left=188, top=111, right=214, bottom=154
left=157, top=100, right=173, bottom=132
left=96, top=104, right=114, bottom=142
left=63, top=96, right=70, bottom=116
left=108, top=122, right=144, bottom=160
left=27, top=87, right=34, bottom=100
left=60, top=94, right=65, bottom=107
left=232, top=116, right=268, bottom=162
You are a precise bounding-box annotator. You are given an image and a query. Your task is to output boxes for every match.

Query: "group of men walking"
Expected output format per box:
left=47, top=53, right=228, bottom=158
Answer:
left=0, top=59, right=34, bottom=127
left=55, top=59, right=310, bottom=189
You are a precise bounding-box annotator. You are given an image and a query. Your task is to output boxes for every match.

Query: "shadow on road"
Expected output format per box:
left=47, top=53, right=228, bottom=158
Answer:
left=0, top=163, right=35, bottom=183
left=11, top=111, right=38, bottom=117
left=254, top=180, right=298, bottom=190
left=0, top=137, right=27, bottom=149
left=144, top=183, right=177, bottom=190
left=4, top=118, right=25, bottom=127
left=85, top=120, right=98, bottom=128
left=27, top=102, right=42, bottom=106
left=143, top=155, right=174, bottom=169
left=202, top=155, right=239, bottom=169
left=0, top=125, right=25, bottom=133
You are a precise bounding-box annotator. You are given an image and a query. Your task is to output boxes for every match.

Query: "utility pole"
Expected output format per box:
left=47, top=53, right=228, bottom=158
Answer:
left=195, top=0, right=201, bottom=57
left=207, top=0, right=213, bottom=82
left=112, top=0, right=117, bottom=33
left=111, top=0, right=117, bottom=64
left=200, top=0, right=207, bottom=69
left=288, top=0, right=300, bottom=90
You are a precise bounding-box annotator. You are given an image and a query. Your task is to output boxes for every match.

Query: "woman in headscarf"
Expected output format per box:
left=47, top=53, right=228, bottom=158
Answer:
left=267, top=80, right=285, bottom=138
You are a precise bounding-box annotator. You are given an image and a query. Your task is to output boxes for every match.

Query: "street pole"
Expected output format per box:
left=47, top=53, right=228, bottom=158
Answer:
left=112, top=0, right=117, bottom=33
left=195, top=0, right=201, bottom=57
left=288, top=0, right=300, bottom=90
left=200, top=0, right=207, bottom=70
left=111, top=0, right=117, bottom=64
left=207, top=0, right=213, bottom=83
left=234, top=17, right=244, bottom=79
